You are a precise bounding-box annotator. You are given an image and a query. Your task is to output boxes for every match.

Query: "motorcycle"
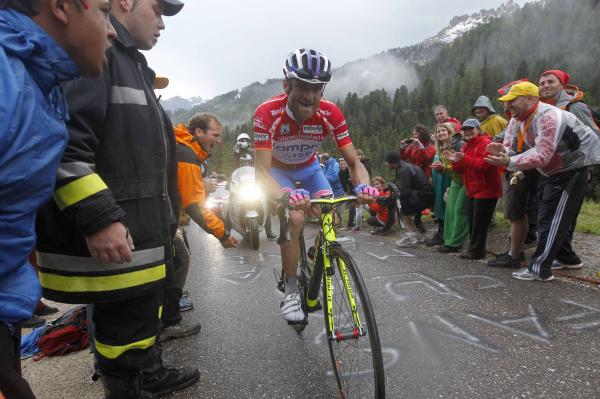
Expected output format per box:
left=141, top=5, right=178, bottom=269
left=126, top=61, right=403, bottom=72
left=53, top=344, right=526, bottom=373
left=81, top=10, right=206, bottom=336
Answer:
left=225, top=159, right=267, bottom=250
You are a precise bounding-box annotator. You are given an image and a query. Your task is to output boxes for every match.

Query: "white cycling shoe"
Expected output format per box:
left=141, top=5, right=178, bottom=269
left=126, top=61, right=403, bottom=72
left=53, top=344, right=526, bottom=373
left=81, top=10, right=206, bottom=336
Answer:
left=280, top=293, right=306, bottom=323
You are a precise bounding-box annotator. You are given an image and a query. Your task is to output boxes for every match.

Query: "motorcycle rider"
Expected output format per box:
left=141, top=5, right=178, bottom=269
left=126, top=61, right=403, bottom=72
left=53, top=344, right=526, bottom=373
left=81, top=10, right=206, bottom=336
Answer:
left=232, top=133, right=277, bottom=239
left=254, top=48, right=378, bottom=325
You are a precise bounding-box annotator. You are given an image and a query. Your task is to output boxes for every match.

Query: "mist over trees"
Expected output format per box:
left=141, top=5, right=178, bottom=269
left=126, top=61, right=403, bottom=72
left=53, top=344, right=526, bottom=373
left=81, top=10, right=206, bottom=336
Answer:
left=196, top=0, right=600, bottom=196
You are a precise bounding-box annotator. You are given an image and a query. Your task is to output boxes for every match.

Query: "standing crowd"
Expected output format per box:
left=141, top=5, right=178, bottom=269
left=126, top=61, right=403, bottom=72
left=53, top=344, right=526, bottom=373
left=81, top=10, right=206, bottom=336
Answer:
left=1, top=1, right=600, bottom=398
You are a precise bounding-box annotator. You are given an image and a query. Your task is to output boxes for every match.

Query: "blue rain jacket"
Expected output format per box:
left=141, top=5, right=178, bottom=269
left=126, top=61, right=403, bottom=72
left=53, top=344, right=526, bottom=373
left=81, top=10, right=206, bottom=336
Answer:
left=0, top=9, right=79, bottom=323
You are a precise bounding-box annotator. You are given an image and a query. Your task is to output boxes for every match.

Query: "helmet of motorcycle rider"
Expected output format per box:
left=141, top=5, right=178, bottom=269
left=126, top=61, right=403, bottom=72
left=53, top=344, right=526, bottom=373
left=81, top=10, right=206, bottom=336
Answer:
left=237, top=133, right=251, bottom=143
left=239, top=153, right=253, bottom=167
left=283, top=48, right=332, bottom=84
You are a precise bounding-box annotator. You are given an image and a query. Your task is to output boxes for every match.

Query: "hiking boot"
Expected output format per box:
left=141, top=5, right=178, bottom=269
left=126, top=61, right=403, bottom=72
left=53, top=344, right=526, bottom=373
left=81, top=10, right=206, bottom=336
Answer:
left=280, top=292, right=305, bottom=324
left=487, top=252, right=524, bottom=269
left=425, top=234, right=444, bottom=247
left=159, top=322, right=201, bottom=342
left=459, top=251, right=485, bottom=260
left=143, top=366, right=200, bottom=397
left=372, top=227, right=395, bottom=236
left=35, top=301, right=59, bottom=316
left=437, top=245, right=460, bottom=253
left=512, top=268, right=555, bottom=282
left=102, top=373, right=153, bottom=399
left=179, top=297, right=194, bottom=312
left=551, top=255, right=584, bottom=270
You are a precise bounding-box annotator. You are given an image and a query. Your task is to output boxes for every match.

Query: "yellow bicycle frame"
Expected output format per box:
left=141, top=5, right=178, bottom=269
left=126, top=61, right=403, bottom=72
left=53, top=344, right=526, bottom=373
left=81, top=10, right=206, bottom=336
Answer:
left=309, top=197, right=363, bottom=337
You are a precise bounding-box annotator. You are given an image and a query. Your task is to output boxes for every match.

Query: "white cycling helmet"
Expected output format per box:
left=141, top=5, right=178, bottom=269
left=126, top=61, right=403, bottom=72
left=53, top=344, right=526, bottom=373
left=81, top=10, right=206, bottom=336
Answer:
left=237, top=133, right=251, bottom=143
left=283, top=48, right=332, bottom=84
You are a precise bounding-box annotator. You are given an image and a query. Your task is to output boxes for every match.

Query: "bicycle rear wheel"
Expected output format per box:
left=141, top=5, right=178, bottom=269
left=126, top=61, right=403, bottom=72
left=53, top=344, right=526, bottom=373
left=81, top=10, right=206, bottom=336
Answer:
left=323, top=245, right=385, bottom=399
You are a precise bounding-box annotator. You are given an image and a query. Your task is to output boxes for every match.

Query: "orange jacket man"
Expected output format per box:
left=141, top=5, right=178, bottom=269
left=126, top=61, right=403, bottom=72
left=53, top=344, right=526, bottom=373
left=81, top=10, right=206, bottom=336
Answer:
left=175, top=113, right=238, bottom=248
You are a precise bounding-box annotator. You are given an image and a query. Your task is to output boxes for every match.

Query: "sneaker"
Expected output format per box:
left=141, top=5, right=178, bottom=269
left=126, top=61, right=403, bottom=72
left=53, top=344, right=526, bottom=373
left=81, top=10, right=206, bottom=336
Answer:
left=143, top=366, right=200, bottom=397
left=280, top=293, right=305, bottom=323
left=436, top=245, right=460, bottom=253
left=265, top=229, right=277, bottom=240
left=182, top=290, right=189, bottom=298
left=159, top=322, right=201, bottom=342
left=396, top=233, right=419, bottom=247
left=487, top=252, right=524, bottom=269
left=512, top=268, right=555, bottom=282
left=352, top=226, right=362, bottom=232
left=179, top=297, right=194, bottom=312
left=552, top=255, right=584, bottom=270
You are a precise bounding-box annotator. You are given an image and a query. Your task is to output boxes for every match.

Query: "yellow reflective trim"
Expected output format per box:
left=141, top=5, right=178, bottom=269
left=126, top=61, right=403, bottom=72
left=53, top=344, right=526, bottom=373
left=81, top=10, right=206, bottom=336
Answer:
left=95, top=335, right=156, bottom=360
left=53, top=173, right=108, bottom=210
left=158, top=305, right=163, bottom=320
left=39, top=264, right=166, bottom=293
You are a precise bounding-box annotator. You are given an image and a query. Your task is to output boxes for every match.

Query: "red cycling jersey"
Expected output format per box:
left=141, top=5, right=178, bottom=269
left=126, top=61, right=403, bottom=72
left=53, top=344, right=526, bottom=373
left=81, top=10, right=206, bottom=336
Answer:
left=253, top=94, right=353, bottom=169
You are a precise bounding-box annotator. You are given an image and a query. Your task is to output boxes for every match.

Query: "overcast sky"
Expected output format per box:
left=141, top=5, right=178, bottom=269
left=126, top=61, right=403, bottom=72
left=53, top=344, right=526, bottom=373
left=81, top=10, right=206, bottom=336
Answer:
left=146, top=0, right=531, bottom=100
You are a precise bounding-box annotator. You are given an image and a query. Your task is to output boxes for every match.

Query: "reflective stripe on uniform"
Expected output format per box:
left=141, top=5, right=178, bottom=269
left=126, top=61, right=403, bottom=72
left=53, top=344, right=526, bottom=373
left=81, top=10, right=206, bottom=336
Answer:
left=37, top=247, right=165, bottom=273
left=111, top=86, right=147, bottom=106
left=94, top=335, right=156, bottom=360
left=38, top=264, right=166, bottom=293
left=158, top=305, right=163, bottom=320
left=53, top=173, right=108, bottom=210
left=56, top=162, right=96, bottom=180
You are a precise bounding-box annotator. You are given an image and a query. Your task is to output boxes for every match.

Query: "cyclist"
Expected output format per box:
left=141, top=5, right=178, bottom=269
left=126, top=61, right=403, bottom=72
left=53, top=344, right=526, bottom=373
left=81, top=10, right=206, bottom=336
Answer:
left=254, top=48, right=378, bottom=324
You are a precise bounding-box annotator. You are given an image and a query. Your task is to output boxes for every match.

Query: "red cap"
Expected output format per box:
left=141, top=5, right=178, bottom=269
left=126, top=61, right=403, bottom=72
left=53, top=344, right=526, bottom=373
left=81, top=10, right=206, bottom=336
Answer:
left=541, top=70, right=570, bottom=86
left=497, top=78, right=529, bottom=96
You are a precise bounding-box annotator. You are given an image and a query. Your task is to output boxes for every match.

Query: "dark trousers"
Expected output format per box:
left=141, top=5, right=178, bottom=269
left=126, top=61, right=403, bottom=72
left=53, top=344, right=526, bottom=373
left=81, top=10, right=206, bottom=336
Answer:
left=466, top=197, right=498, bottom=256
left=162, top=236, right=190, bottom=327
left=529, top=168, right=588, bottom=278
left=93, top=291, right=161, bottom=377
left=555, top=173, right=587, bottom=261
left=0, top=323, right=36, bottom=399
left=347, top=203, right=356, bottom=227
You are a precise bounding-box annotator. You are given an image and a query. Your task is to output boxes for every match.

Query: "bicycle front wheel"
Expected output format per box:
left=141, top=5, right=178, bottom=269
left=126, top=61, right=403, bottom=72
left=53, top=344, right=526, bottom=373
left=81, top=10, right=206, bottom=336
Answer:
left=323, top=245, right=385, bottom=399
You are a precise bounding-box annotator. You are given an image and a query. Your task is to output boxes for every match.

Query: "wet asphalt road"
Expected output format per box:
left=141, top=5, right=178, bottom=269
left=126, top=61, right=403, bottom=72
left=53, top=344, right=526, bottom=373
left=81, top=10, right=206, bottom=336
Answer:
left=162, top=222, right=600, bottom=399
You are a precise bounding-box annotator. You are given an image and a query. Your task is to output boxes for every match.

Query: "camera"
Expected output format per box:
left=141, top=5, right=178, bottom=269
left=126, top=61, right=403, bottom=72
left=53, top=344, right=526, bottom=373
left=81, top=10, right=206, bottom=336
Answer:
left=402, top=138, right=414, bottom=144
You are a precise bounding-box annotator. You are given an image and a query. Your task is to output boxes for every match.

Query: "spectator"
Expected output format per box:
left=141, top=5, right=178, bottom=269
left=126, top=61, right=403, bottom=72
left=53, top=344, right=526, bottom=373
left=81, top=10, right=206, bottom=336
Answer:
left=432, top=124, right=470, bottom=253
left=488, top=81, right=542, bottom=269
left=399, top=124, right=436, bottom=233
left=539, top=69, right=599, bottom=269
left=426, top=124, right=454, bottom=247
left=338, top=158, right=356, bottom=229
left=486, top=81, right=600, bottom=281
left=445, top=119, right=502, bottom=260
left=350, top=149, right=372, bottom=230
left=539, top=70, right=599, bottom=133
left=399, top=124, right=437, bottom=178
left=356, top=148, right=372, bottom=176
left=0, top=2, right=115, bottom=398
left=366, top=176, right=395, bottom=235
left=35, top=1, right=201, bottom=397
left=434, top=104, right=462, bottom=133
left=386, top=151, right=434, bottom=247
left=320, top=153, right=345, bottom=197
left=471, top=95, right=508, bottom=138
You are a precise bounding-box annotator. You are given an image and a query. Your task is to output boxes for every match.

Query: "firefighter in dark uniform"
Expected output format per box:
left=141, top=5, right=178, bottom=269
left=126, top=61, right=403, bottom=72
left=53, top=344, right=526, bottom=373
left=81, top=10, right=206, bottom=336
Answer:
left=35, top=1, right=199, bottom=397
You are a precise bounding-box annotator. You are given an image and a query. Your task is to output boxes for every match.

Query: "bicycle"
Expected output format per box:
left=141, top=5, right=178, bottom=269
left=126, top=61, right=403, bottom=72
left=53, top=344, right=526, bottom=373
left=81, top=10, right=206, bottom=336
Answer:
left=276, top=194, right=385, bottom=399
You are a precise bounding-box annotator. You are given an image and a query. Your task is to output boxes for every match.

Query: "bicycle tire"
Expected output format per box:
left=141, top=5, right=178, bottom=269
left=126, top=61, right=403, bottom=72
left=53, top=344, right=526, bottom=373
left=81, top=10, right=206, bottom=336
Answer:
left=323, top=245, right=385, bottom=399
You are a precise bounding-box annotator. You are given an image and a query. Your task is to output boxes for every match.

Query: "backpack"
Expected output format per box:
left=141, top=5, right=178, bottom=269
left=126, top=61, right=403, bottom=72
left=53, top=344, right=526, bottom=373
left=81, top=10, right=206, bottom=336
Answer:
left=34, top=305, right=89, bottom=360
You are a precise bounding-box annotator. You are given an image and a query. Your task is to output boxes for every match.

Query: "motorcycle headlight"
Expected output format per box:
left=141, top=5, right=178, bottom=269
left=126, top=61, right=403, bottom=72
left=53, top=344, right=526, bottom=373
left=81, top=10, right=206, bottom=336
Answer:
left=240, top=184, right=263, bottom=200
left=205, top=197, right=218, bottom=209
